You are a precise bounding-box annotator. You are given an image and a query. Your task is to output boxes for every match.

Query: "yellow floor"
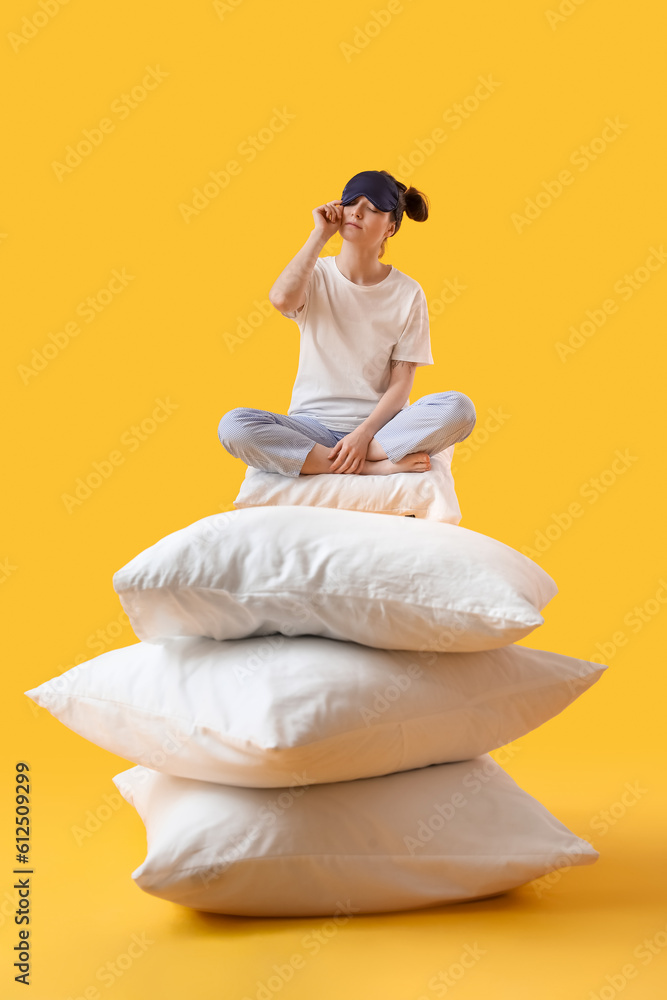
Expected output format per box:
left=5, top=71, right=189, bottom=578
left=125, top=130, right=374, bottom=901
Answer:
left=7, top=729, right=665, bottom=1000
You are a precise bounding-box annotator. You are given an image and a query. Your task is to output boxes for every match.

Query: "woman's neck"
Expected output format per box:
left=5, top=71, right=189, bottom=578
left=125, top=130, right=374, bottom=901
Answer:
left=335, top=244, right=391, bottom=286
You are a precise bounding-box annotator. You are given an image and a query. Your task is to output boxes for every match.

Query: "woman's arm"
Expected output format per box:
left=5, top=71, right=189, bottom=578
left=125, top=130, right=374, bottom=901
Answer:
left=268, top=231, right=327, bottom=313
left=355, top=361, right=418, bottom=439
left=269, top=201, right=343, bottom=313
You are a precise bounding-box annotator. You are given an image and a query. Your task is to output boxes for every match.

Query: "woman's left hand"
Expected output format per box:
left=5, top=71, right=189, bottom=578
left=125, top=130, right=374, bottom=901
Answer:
left=327, top=429, right=372, bottom=474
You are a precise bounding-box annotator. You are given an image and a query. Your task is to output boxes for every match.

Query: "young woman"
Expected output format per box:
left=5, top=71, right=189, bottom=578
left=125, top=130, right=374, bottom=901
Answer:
left=218, top=169, right=476, bottom=477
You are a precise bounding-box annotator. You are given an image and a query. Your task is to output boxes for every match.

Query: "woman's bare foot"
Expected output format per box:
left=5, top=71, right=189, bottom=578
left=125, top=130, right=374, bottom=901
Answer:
left=360, top=452, right=431, bottom=475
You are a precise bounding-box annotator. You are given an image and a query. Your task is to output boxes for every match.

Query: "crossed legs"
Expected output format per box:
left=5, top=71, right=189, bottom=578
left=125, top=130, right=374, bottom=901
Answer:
left=218, top=391, right=476, bottom=478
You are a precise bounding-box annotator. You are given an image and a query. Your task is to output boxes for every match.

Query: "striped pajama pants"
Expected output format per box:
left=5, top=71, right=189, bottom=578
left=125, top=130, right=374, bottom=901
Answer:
left=217, top=391, right=477, bottom=478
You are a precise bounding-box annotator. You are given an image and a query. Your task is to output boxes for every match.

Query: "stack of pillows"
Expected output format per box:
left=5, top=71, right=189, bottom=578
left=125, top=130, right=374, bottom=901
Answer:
left=26, top=471, right=607, bottom=917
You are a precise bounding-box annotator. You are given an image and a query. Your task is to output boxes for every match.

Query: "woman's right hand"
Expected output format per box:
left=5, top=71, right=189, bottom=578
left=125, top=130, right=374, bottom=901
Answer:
left=312, top=200, right=343, bottom=240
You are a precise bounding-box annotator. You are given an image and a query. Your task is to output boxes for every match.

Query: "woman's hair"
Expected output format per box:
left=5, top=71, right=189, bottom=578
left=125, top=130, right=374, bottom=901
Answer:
left=377, top=169, right=430, bottom=259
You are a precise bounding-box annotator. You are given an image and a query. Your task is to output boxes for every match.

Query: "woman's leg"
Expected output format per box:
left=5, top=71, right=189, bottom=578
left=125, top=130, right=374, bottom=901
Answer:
left=217, top=407, right=344, bottom=478
left=371, top=391, right=477, bottom=465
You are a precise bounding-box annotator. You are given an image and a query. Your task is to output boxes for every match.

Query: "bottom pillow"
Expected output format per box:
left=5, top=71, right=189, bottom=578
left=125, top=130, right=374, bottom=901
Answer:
left=113, top=757, right=598, bottom=917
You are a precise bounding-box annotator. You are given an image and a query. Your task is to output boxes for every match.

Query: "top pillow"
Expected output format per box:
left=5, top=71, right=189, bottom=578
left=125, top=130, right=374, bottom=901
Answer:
left=233, top=446, right=462, bottom=523
left=113, top=505, right=557, bottom=652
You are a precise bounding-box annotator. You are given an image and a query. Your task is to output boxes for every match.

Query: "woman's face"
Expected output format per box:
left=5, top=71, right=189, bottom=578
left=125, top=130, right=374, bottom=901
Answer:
left=340, top=195, right=395, bottom=246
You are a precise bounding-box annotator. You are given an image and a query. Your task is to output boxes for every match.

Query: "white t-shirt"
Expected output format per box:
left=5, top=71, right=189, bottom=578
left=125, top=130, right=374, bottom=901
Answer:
left=281, top=254, right=434, bottom=432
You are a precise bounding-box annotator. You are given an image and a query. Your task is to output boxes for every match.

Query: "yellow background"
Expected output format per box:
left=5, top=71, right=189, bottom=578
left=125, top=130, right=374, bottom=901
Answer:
left=2, top=0, right=666, bottom=996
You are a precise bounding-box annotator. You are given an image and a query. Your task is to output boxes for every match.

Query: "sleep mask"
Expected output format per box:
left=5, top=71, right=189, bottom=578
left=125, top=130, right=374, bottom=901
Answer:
left=340, top=170, right=407, bottom=213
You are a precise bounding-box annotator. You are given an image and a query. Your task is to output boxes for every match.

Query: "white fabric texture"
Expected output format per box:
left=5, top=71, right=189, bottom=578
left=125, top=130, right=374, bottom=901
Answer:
left=232, top=445, right=461, bottom=521
left=112, top=757, right=599, bottom=916
left=112, top=505, right=558, bottom=652
left=26, top=635, right=606, bottom=787
left=281, top=255, right=434, bottom=433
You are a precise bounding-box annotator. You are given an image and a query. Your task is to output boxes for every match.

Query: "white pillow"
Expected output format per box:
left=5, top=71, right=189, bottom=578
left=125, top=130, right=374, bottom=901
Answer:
left=112, top=505, right=558, bottom=651
left=25, top=635, right=607, bottom=787
left=113, top=758, right=599, bottom=916
left=233, top=446, right=461, bottom=523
